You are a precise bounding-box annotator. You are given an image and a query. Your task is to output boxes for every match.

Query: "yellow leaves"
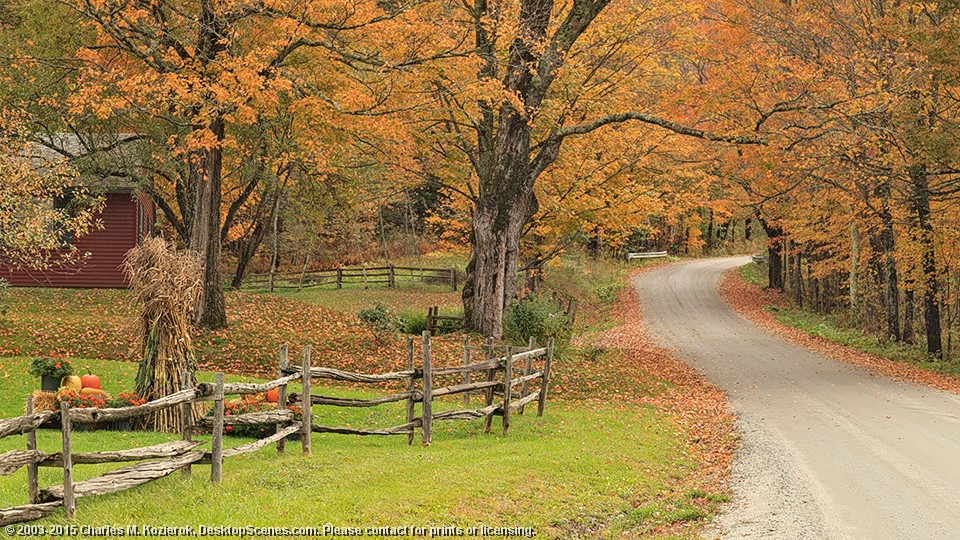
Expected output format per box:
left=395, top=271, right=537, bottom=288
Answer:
left=0, top=114, right=105, bottom=270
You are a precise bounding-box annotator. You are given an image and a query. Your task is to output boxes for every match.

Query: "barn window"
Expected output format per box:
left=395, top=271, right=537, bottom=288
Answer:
left=52, top=193, right=75, bottom=245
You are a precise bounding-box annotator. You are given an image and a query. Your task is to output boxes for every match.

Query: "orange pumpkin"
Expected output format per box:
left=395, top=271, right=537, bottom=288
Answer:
left=80, top=370, right=100, bottom=390
left=265, top=388, right=279, bottom=403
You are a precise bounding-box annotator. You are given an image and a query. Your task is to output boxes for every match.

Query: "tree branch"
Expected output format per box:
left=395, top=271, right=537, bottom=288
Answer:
left=555, top=112, right=764, bottom=144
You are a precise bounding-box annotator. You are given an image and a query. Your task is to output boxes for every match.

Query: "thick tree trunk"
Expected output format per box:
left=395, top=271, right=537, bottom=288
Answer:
left=462, top=108, right=538, bottom=337
left=757, top=214, right=784, bottom=289
left=868, top=180, right=900, bottom=342
left=190, top=118, right=227, bottom=329
left=909, top=166, right=942, bottom=357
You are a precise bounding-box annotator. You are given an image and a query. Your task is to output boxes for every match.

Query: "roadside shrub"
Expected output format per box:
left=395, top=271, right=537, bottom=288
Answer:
left=399, top=310, right=429, bottom=335
left=357, top=302, right=401, bottom=342
left=503, top=295, right=571, bottom=347
left=594, top=283, right=623, bottom=304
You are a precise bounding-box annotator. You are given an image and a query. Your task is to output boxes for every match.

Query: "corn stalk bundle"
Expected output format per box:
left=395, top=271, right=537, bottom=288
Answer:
left=125, top=237, right=204, bottom=432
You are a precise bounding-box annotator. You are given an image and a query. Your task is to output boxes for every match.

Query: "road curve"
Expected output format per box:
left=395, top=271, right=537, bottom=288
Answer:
left=633, top=257, right=960, bottom=539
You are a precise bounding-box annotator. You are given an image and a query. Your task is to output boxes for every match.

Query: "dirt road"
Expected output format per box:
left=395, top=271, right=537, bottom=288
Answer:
left=634, top=257, right=960, bottom=539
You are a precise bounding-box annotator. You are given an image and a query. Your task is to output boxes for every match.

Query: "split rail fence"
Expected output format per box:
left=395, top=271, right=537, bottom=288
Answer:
left=240, top=265, right=459, bottom=292
left=0, top=334, right=552, bottom=525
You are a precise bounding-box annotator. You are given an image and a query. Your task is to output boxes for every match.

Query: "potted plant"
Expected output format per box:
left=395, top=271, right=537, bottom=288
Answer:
left=30, top=357, right=73, bottom=392
left=104, top=393, right=145, bottom=431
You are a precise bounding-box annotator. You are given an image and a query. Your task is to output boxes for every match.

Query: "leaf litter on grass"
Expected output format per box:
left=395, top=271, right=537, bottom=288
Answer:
left=566, top=266, right=737, bottom=537
left=720, top=269, right=960, bottom=394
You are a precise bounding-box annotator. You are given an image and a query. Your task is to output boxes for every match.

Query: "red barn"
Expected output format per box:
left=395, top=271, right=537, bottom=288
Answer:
left=1, top=189, right=155, bottom=288
left=1, top=134, right=155, bottom=288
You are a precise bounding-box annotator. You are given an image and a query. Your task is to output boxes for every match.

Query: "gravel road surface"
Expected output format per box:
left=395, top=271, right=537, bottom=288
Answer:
left=633, top=257, right=960, bottom=539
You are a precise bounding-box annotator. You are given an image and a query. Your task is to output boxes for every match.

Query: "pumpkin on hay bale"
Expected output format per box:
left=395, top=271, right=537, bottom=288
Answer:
left=125, top=237, right=205, bottom=432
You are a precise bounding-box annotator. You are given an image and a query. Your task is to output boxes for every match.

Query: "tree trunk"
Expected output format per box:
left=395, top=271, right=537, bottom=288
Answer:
left=706, top=209, right=715, bottom=252
left=903, top=288, right=915, bottom=344
left=909, top=166, right=942, bottom=357
left=462, top=112, right=538, bottom=338
left=190, top=117, right=227, bottom=329
left=850, top=219, right=861, bottom=322
left=878, top=183, right=900, bottom=342
left=757, top=214, right=784, bottom=289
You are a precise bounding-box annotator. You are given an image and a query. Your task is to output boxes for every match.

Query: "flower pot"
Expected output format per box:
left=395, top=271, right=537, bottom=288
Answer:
left=41, top=375, right=60, bottom=392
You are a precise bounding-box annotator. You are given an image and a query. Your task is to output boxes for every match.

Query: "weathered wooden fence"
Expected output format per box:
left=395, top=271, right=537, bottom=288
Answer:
left=281, top=333, right=553, bottom=446
left=239, top=265, right=459, bottom=292
left=0, top=335, right=552, bottom=525
left=426, top=306, right=463, bottom=334
left=0, top=357, right=305, bottom=526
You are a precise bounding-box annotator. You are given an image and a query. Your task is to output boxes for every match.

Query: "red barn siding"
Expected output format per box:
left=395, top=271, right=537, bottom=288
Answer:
left=1, top=192, right=141, bottom=288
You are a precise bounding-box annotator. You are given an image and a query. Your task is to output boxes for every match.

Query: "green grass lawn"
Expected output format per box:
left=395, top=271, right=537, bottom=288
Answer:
left=0, top=358, right=707, bottom=538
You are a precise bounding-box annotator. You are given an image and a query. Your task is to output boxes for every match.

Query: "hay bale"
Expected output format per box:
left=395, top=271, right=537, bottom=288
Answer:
left=29, top=391, right=57, bottom=412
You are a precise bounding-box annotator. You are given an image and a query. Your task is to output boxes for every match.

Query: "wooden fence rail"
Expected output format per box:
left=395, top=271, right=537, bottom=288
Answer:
left=236, top=265, right=460, bottom=292
left=0, top=349, right=306, bottom=526
left=0, top=335, right=553, bottom=525
left=278, top=332, right=553, bottom=446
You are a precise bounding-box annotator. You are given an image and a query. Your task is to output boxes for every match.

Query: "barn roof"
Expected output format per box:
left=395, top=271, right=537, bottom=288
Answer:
left=25, top=132, right=146, bottom=192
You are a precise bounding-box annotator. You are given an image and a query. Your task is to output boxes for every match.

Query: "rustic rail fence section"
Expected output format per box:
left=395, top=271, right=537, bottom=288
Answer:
left=0, top=335, right=552, bottom=525
left=426, top=306, right=463, bottom=334
left=281, top=333, right=553, bottom=445
left=0, top=361, right=303, bottom=526
left=239, top=265, right=459, bottom=292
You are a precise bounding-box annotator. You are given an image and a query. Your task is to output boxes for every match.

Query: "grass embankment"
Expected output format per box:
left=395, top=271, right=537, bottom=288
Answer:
left=0, top=253, right=731, bottom=538
left=735, top=262, right=960, bottom=381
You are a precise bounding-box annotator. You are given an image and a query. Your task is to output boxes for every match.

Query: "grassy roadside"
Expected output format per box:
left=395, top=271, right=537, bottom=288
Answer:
left=737, top=262, right=960, bottom=379
left=0, top=254, right=731, bottom=538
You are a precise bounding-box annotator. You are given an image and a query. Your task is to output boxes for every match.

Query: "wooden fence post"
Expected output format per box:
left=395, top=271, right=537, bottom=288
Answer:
left=26, top=395, right=38, bottom=503
left=483, top=337, right=496, bottom=434
left=519, top=337, right=535, bottom=415
left=301, top=346, right=312, bottom=455
left=277, top=345, right=289, bottom=455
left=59, top=401, right=75, bottom=520
left=503, top=346, right=513, bottom=435
left=181, top=371, right=193, bottom=478
left=211, top=372, right=224, bottom=483
left=450, top=268, right=457, bottom=291
left=537, top=338, right=554, bottom=417
left=567, top=300, right=578, bottom=325
left=337, top=268, right=343, bottom=289
left=405, top=337, right=416, bottom=446
left=421, top=331, right=433, bottom=446
left=462, top=337, right=471, bottom=407
left=297, top=256, right=310, bottom=292
left=388, top=265, right=396, bottom=288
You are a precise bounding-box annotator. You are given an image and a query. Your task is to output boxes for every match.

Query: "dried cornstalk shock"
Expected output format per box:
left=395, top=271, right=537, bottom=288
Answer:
left=125, top=237, right=205, bottom=432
